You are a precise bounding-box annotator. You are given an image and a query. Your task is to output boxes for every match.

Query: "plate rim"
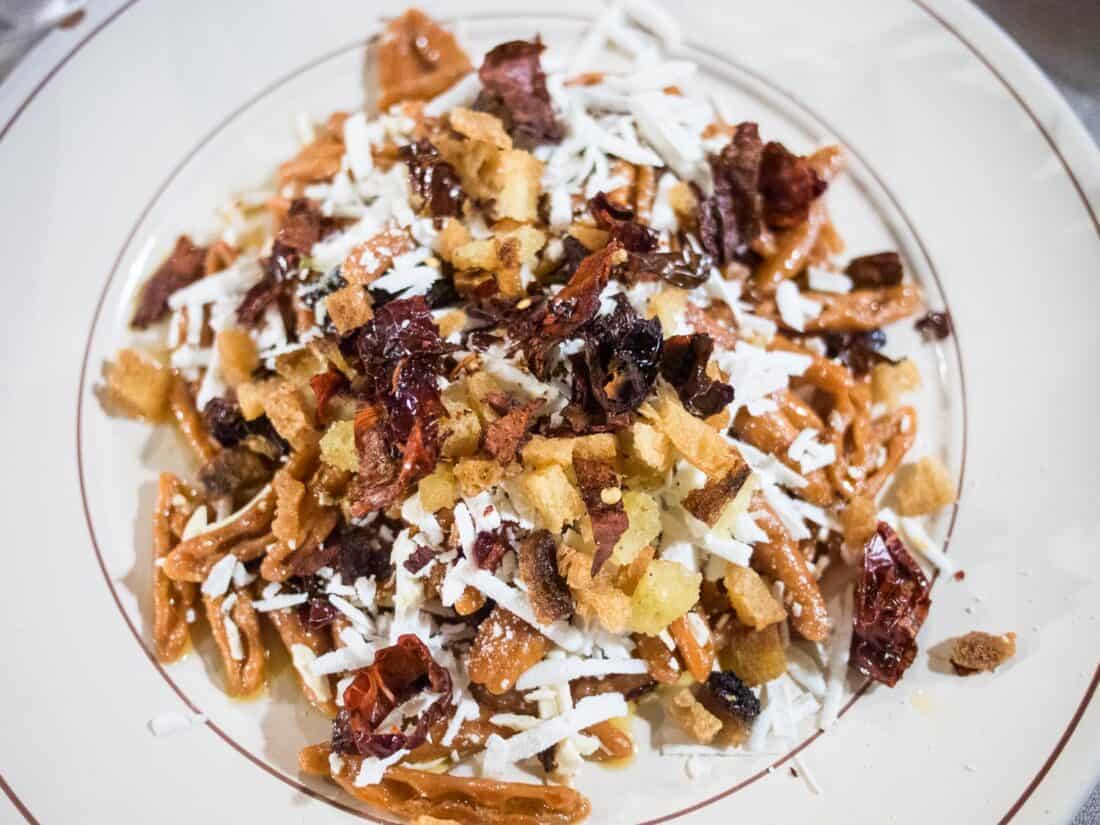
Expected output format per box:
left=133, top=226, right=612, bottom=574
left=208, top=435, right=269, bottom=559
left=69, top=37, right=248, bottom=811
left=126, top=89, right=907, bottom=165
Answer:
left=74, top=17, right=964, bottom=823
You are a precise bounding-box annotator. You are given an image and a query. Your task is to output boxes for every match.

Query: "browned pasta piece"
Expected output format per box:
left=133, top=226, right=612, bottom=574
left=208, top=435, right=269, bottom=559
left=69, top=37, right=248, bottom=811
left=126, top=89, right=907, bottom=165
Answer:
left=801, top=285, right=923, bottom=333
left=313, top=748, right=591, bottom=825
left=752, top=146, right=845, bottom=296
left=753, top=199, right=827, bottom=296
left=466, top=607, right=550, bottom=695
left=152, top=473, right=198, bottom=662
left=583, top=720, right=633, bottom=762
left=261, top=468, right=341, bottom=582
left=668, top=613, right=716, bottom=683
left=732, top=406, right=834, bottom=507
left=407, top=716, right=511, bottom=764
left=632, top=633, right=681, bottom=684
left=752, top=500, right=830, bottom=642
left=265, top=603, right=338, bottom=716
left=857, top=405, right=917, bottom=500
left=775, top=389, right=824, bottom=431
left=161, top=486, right=276, bottom=582
left=203, top=590, right=266, bottom=697
left=278, top=123, right=345, bottom=187
left=771, top=336, right=883, bottom=503
left=168, top=374, right=219, bottom=463
left=809, top=211, right=845, bottom=265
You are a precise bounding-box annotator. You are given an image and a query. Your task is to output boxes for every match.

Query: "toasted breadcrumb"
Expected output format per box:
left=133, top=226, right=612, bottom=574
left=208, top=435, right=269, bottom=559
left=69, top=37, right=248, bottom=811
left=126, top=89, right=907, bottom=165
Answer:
left=325, top=284, right=374, bottom=335
left=893, top=456, right=956, bottom=516
left=871, top=359, right=921, bottom=408
left=104, top=348, right=172, bottom=421
left=950, top=631, right=1016, bottom=675
left=319, top=420, right=358, bottom=473
left=663, top=688, right=722, bottom=744
left=216, top=329, right=259, bottom=387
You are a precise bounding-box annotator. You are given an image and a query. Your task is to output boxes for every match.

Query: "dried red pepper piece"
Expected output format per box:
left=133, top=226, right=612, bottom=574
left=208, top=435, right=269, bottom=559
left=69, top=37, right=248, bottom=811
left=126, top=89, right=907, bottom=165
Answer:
left=697, top=122, right=764, bottom=264
left=398, top=139, right=466, bottom=218
left=565, top=294, right=663, bottom=429
left=850, top=522, right=932, bottom=687
left=659, top=333, right=734, bottom=417
left=333, top=635, right=454, bottom=758
left=238, top=198, right=328, bottom=325
left=516, top=241, right=624, bottom=376
left=588, top=191, right=658, bottom=253
left=131, top=236, right=207, bottom=328
left=518, top=529, right=574, bottom=623
left=476, top=38, right=562, bottom=148
left=758, top=141, right=827, bottom=230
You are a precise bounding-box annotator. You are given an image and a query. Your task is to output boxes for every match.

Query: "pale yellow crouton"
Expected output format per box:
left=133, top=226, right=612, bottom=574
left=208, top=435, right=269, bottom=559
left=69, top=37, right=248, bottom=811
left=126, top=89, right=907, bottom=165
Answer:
left=464, top=371, right=504, bottom=425
left=568, top=222, right=610, bottom=251
left=620, top=421, right=674, bottom=480
left=263, top=381, right=316, bottom=451
left=434, top=132, right=499, bottom=201
left=454, top=458, right=504, bottom=498
left=641, top=383, right=742, bottom=479
left=436, top=219, right=472, bottom=264
left=274, top=347, right=327, bottom=388
left=723, top=623, right=787, bottom=686
left=724, top=565, right=786, bottom=630
left=492, top=149, right=542, bottom=222
left=451, top=238, right=501, bottom=272
left=319, top=420, right=358, bottom=473
left=871, top=359, right=921, bottom=408
left=519, top=464, right=585, bottom=532
left=668, top=181, right=697, bottom=222
left=629, top=559, right=701, bottom=635
left=436, top=309, right=468, bottom=340
left=440, top=398, right=482, bottom=458
left=496, top=223, right=547, bottom=266
left=573, top=433, right=618, bottom=463
left=419, top=464, right=458, bottom=512
left=522, top=435, right=577, bottom=469
left=104, top=348, right=172, bottom=421
left=494, top=224, right=548, bottom=298
left=558, top=541, right=632, bottom=633
left=235, top=378, right=278, bottom=421
left=611, top=491, right=661, bottom=566
left=892, top=456, right=956, bottom=516
left=216, top=329, right=259, bottom=388
left=311, top=338, right=356, bottom=379
left=324, top=284, right=373, bottom=335
left=449, top=106, right=512, bottom=149
left=646, top=287, right=688, bottom=332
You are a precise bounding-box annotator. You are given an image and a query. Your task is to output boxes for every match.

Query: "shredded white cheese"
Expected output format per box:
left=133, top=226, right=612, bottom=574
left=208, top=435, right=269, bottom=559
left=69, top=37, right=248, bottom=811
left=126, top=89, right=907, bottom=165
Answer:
left=515, top=657, right=649, bottom=691
left=481, top=693, right=628, bottom=775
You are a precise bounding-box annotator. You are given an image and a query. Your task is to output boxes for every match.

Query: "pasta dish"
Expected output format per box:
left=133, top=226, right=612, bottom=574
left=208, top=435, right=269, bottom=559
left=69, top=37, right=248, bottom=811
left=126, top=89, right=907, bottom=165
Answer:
left=102, top=6, right=962, bottom=823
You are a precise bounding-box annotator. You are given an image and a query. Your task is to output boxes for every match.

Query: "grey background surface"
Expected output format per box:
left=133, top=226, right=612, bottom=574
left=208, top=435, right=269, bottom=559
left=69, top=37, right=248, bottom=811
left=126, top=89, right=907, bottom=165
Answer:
left=0, top=0, right=1096, bottom=821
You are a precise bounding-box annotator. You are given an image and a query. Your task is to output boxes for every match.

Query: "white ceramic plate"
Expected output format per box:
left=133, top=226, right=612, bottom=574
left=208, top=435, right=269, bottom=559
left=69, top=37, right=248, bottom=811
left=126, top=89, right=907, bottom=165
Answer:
left=1, top=1, right=1097, bottom=823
